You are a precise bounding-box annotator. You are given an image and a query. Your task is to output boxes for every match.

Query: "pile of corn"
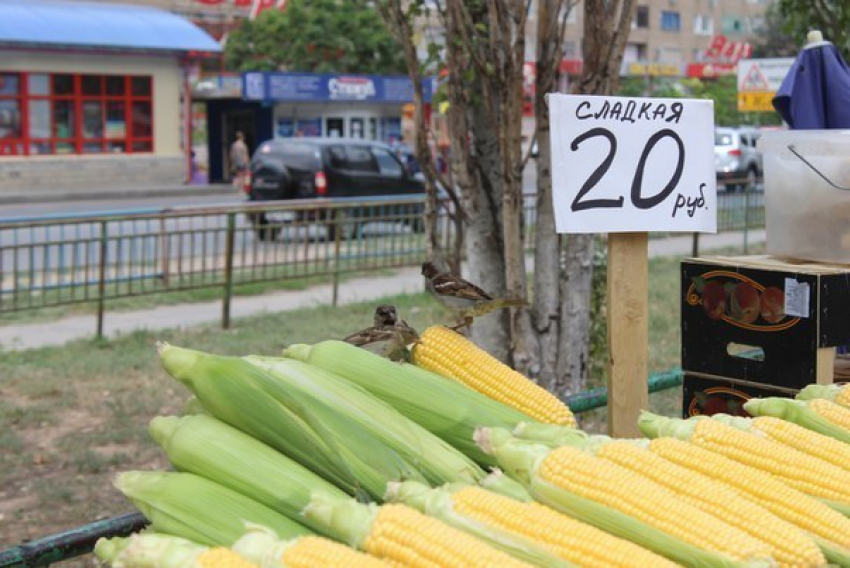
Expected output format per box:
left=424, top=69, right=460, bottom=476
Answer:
left=96, top=325, right=850, bottom=567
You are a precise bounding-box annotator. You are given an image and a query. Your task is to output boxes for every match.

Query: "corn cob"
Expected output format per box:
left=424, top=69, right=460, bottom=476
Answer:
left=475, top=427, right=769, bottom=566
left=382, top=481, right=571, bottom=566
left=114, top=471, right=311, bottom=547
left=283, top=340, right=551, bottom=465
left=302, top=494, right=531, bottom=567
left=707, top=412, right=850, bottom=473
left=244, top=355, right=485, bottom=487
left=387, top=481, right=677, bottom=568
left=742, top=397, right=850, bottom=445
left=797, top=383, right=850, bottom=407
left=411, top=326, right=577, bottom=426
left=639, top=411, right=850, bottom=507
left=595, top=440, right=824, bottom=566
left=94, top=533, right=257, bottom=568
left=646, top=437, right=850, bottom=564
left=149, top=415, right=348, bottom=536
left=232, top=524, right=389, bottom=568
left=157, top=343, right=428, bottom=499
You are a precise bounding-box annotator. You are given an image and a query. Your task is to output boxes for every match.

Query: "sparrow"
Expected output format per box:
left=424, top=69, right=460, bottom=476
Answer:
left=421, top=261, right=526, bottom=329
left=343, top=305, right=419, bottom=361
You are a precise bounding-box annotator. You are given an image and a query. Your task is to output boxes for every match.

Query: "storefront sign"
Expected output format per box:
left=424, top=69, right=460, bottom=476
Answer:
left=242, top=72, right=432, bottom=103
left=549, top=93, right=716, bottom=234
left=736, top=58, right=793, bottom=112
left=686, top=63, right=737, bottom=78
left=627, top=63, right=681, bottom=77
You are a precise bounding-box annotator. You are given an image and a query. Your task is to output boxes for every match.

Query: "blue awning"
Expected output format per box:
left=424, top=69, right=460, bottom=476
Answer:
left=0, top=0, right=221, bottom=55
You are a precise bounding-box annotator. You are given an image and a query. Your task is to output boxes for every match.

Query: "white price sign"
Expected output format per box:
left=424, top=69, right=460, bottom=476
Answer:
left=550, top=94, right=716, bottom=234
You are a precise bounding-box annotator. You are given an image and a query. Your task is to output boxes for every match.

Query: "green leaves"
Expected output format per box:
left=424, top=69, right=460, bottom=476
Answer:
left=224, top=0, right=407, bottom=74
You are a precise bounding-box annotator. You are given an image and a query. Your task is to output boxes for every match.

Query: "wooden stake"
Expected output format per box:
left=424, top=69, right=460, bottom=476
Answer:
left=606, top=232, right=649, bottom=438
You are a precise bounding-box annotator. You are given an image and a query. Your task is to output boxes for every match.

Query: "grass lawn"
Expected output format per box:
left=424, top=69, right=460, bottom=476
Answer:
left=0, top=244, right=761, bottom=561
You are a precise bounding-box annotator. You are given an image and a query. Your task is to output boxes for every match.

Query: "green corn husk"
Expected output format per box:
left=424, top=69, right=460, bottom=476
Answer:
left=476, top=427, right=752, bottom=568
left=813, top=536, right=850, bottom=566
left=149, top=414, right=348, bottom=536
left=638, top=411, right=706, bottom=439
left=283, top=340, right=559, bottom=465
left=94, top=533, right=214, bottom=567
left=796, top=384, right=847, bottom=405
left=743, top=397, right=850, bottom=444
left=478, top=469, right=533, bottom=502
left=244, top=355, right=485, bottom=487
left=114, top=471, right=311, bottom=547
left=157, top=342, right=427, bottom=500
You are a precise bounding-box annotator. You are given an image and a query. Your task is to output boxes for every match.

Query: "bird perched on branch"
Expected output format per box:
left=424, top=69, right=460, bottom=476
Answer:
left=421, top=261, right=526, bottom=330
left=342, top=304, right=419, bottom=361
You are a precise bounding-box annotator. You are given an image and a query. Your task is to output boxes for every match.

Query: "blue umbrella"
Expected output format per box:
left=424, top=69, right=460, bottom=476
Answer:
left=772, top=30, right=850, bottom=129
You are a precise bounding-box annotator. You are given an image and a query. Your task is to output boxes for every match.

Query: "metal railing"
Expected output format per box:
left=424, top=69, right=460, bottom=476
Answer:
left=0, top=188, right=765, bottom=334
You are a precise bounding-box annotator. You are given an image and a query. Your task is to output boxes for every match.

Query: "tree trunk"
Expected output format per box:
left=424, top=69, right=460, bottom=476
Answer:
left=531, top=0, right=570, bottom=388
left=556, top=233, right=595, bottom=395
left=556, top=0, right=636, bottom=392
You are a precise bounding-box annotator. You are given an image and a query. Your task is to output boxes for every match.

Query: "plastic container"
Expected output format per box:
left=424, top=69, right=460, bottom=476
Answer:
left=758, top=129, right=850, bottom=264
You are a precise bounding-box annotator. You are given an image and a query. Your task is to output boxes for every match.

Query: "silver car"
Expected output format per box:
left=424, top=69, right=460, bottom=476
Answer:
left=714, top=126, right=763, bottom=191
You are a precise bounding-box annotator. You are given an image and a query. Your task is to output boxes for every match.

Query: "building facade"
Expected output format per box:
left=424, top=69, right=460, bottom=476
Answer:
left=0, top=0, right=220, bottom=198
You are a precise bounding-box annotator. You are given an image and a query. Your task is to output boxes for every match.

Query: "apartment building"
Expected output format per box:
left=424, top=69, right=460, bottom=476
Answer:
left=526, top=0, right=771, bottom=80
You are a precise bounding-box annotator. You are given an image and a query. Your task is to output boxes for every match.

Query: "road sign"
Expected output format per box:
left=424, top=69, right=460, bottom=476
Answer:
left=737, top=92, right=776, bottom=112
left=736, top=58, right=794, bottom=113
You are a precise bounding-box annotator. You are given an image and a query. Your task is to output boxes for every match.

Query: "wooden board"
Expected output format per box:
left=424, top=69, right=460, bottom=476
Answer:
left=606, top=232, right=649, bottom=438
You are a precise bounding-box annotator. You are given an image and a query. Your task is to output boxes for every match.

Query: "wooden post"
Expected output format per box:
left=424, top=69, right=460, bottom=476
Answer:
left=607, top=232, right=649, bottom=438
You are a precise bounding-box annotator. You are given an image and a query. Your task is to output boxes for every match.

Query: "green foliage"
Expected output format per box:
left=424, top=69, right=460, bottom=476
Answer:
left=775, top=0, right=850, bottom=59
left=224, top=0, right=407, bottom=74
left=618, top=75, right=783, bottom=127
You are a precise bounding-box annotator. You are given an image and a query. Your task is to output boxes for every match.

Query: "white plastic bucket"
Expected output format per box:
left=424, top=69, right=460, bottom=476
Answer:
left=757, top=129, right=850, bottom=264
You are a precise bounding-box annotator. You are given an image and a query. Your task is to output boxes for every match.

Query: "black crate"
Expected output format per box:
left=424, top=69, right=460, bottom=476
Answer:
left=681, top=256, right=850, bottom=389
left=682, top=373, right=798, bottom=419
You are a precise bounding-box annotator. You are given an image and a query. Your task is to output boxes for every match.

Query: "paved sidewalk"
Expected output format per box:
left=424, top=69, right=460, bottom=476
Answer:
left=0, top=230, right=765, bottom=351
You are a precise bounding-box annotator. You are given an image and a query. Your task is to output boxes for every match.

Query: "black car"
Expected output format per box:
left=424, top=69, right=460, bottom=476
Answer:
left=245, top=137, right=425, bottom=240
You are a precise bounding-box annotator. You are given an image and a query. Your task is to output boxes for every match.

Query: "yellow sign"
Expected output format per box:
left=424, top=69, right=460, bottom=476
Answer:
left=628, top=63, right=680, bottom=77
left=737, top=91, right=775, bottom=112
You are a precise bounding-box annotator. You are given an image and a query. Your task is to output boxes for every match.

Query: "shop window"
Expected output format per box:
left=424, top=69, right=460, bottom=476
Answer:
left=0, top=71, right=153, bottom=156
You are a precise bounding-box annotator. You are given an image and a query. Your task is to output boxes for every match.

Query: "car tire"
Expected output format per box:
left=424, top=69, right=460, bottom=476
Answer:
left=247, top=212, right=280, bottom=242
left=745, top=167, right=759, bottom=191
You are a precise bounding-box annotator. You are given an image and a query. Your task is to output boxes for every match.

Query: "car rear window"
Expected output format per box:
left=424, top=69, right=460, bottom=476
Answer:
left=715, top=132, right=734, bottom=146
left=329, top=145, right=379, bottom=173
left=280, top=143, right=320, bottom=170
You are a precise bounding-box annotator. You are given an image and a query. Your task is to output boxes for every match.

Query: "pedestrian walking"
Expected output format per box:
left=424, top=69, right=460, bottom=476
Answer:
left=229, top=131, right=250, bottom=193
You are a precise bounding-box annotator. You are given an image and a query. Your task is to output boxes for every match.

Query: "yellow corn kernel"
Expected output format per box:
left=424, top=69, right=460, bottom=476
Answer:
left=690, top=418, right=850, bottom=504
left=809, top=398, right=850, bottom=431
left=450, top=485, right=677, bottom=567
left=596, top=441, right=824, bottom=566
left=750, top=415, right=850, bottom=472
left=538, top=445, right=771, bottom=563
left=196, top=547, right=257, bottom=568
left=649, top=437, right=850, bottom=551
left=412, top=326, right=576, bottom=427
left=280, top=536, right=388, bottom=568
left=836, top=386, right=850, bottom=407
left=364, top=503, right=530, bottom=567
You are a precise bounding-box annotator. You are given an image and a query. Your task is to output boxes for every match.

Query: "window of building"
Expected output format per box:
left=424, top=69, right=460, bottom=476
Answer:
left=693, top=14, right=713, bottom=35
left=721, top=15, right=747, bottom=34
left=0, top=71, right=153, bottom=156
left=660, top=11, right=681, bottom=31
left=634, top=6, right=650, bottom=28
